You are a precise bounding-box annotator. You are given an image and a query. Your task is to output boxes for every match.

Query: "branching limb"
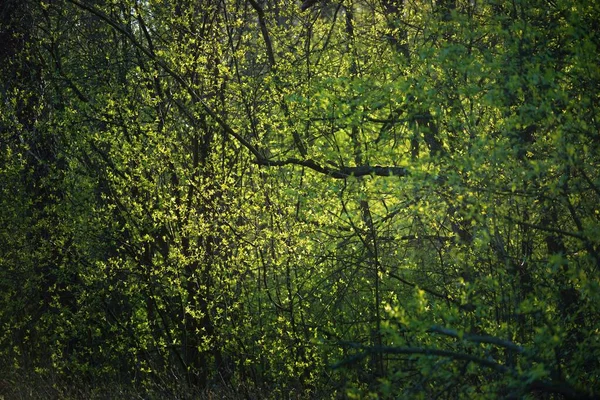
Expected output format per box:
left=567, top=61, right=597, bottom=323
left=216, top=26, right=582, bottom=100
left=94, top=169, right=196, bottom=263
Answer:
left=508, top=218, right=588, bottom=241
left=385, top=271, right=466, bottom=308
left=255, top=157, right=409, bottom=178
left=247, top=0, right=275, bottom=67
left=67, top=0, right=411, bottom=181
left=331, top=343, right=595, bottom=400
left=427, top=325, right=524, bottom=353
left=331, top=344, right=511, bottom=374
left=67, top=0, right=264, bottom=158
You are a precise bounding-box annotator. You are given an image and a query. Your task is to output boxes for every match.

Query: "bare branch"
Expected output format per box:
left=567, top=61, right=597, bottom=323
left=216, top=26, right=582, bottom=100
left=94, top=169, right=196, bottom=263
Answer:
left=255, top=157, right=409, bottom=179
left=300, top=0, right=319, bottom=12
left=331, top=344, right=511, bottom=374
left=427, top=325, right=524, bottom=353
left=247, top=0, right=276, bottom=67
left=385, top=271, right=468, bottom=309
left=507, top=218, right=588, bottom=241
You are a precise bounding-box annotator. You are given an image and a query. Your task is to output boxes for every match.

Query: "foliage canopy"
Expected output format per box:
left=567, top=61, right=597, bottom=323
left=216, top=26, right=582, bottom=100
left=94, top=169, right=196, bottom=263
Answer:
left=1, top=0, right=599, bottom=398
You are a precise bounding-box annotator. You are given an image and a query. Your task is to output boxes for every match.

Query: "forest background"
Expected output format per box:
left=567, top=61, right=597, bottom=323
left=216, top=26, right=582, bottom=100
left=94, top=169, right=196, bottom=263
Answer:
left=1, top=0, right=599, bottom=398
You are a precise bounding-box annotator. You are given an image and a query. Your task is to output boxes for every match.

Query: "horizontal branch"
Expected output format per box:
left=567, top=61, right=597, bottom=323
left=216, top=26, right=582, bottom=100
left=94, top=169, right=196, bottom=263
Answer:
left=385, top=271, right=469, bottom=309
left=255, top=157, right=409, bottom=179
left=428, top=325, right=524, bottom=353
left=507, top=218, right=587, bottom=241
left=527, top=379, right=597, bottom=400
left=331, top=344, right=510, bottom=374
left=332, top=343, right=595, bottom=399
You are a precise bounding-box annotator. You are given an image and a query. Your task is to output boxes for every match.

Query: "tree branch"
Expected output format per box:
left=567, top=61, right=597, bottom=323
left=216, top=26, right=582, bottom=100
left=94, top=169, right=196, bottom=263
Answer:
left=68, top=0, right=411, bottom=181
left=385, top=271, right=468, bottom=309
left=247, top=0, right=276, bottom=67
left=300, top=0, right=319, bottom=12
left=507, top=218, right=587, bottom=241
left=331, top=343, right=596, bottom=399
left=331, top=344, right=511, bottom=374
left=255, top=157, right=409, bottom=178
left=526, top=379, right=597, bottom=400
left=67, top=0, right=265, bottom=160
left=427, top=325, right=524, bottom=353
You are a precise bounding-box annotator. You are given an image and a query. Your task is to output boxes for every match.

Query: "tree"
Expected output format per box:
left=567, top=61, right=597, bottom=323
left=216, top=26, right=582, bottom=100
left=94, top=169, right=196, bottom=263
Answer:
left=0, top=0, right=598, bottom=398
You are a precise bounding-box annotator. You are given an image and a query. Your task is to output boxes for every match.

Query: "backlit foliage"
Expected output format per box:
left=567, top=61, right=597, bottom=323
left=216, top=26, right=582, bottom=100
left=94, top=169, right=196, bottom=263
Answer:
left=1, top=0, right=598, bottom=398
